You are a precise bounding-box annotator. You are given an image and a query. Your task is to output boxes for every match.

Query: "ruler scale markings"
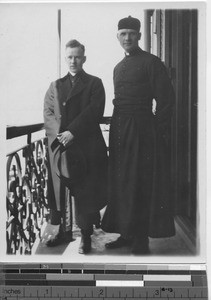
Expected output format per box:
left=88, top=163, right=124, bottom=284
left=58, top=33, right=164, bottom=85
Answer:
left=0, top=287, right=209, bottom=299
left=61, top=286, right=79, bottom=298
left=78, top=287, right=93, bottom=298
left=189, top=287, right=206, bottom=298
left=92, top=286, right=105, bottom=297
left=202, top=287, right=208, bottom=297
left=0, top=263, right=208, bottom=300
left=36, top=286, right=51, bottom=297
left=174, top=286, right=189, bottom=297
left=147, top=287, right=161, bottom=298
left=51, top=286, right=65, bottom=297
left=133, top=286, right=148, bottom=298
left=119, top=287, right=133, bottom=298
left=106, top=286, right=122, bottom=298
left=1, top=286, right=24, bottom=298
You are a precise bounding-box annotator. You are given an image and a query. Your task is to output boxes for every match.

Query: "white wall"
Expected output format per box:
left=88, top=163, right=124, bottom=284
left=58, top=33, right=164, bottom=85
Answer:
left=0, top=4, right=58, bottom=125
left=0, top=3, right=145, bottom=125
left=61, top=3, right=144, bottom=115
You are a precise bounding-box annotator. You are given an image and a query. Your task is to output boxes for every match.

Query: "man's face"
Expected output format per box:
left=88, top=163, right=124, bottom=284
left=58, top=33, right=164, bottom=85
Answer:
left=117, top=29, right=141, bottom=53
left=65, top=47, right=86, bottom=74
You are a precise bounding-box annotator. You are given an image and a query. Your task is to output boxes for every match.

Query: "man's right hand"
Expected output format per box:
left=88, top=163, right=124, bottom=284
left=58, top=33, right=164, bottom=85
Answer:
left=57, top=131, right=74, bottom=147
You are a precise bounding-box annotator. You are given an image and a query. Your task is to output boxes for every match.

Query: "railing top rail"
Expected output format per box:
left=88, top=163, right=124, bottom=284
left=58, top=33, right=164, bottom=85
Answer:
left=6, top=116, right=112, bottom=140
left=7, top=123, right=45, bottom=140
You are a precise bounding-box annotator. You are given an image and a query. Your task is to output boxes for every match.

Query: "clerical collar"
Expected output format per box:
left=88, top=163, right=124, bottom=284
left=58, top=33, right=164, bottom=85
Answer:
left=125, top=47, right=142, bottom=57
left=69, top=72, right=78, bottom=79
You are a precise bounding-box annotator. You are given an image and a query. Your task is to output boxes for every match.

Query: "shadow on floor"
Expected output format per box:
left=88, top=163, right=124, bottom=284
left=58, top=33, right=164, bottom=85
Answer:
left=33, top=221, right=194, bottom=257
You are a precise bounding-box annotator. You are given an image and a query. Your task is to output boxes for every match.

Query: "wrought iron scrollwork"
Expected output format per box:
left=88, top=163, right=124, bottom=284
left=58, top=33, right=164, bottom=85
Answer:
left=6, top=118, right=111, bottom=255
left=6, top=138, right=49, bottom=254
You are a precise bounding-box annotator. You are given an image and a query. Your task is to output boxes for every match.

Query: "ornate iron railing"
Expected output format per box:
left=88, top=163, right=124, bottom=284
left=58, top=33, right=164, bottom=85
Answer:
left=6, top=117, right=111, bottom=255
left=6, top=123, right=49, bottom=255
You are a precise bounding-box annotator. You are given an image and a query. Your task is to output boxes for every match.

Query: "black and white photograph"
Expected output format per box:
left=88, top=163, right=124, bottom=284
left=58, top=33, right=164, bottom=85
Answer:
left=0, top=1, right=207, bottom=264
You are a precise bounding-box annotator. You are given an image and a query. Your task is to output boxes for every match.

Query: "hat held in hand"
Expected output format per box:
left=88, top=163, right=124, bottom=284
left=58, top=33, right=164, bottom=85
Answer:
left=53, top=142, right=87, bottom=184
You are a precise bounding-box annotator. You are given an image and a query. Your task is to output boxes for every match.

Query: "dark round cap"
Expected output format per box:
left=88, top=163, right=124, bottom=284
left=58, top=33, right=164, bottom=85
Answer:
left=118, top=15, right=141, bottom=31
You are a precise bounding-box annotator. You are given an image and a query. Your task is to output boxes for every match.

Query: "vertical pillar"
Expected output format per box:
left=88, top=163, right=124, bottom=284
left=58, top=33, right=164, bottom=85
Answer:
left=57, top=9, right=61, bottom=78
left=143, top=10, right=151, bottom=52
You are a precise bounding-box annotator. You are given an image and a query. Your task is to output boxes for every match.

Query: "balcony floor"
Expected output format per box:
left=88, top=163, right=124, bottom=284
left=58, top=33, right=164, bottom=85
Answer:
left=32, top=220, right=195, bottom=257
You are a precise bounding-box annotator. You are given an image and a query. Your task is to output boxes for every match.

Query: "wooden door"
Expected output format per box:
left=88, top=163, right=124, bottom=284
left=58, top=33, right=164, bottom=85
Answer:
left=144, top=9, right=198, bottom=229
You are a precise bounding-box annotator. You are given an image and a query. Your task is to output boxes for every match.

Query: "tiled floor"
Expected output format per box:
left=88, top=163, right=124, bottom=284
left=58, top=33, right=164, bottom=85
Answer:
left=32, top=221, right=195, bottom=257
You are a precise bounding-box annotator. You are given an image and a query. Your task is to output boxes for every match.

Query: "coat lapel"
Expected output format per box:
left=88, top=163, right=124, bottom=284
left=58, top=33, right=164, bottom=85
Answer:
left=58, top=74, right=72, bottom=105
left=60, top=71, right=88, bottom=102
left=67, top=76, right=86, bottom=100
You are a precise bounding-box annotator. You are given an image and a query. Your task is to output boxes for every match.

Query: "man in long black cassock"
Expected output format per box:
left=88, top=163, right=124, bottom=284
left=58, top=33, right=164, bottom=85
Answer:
left=101, top=16, right=175, bottom=254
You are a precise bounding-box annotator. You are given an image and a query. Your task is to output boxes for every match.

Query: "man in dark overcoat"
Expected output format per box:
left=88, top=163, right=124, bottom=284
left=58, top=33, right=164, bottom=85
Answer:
left=44, top=39, right=107, bottom=254
left=101, top=16, right=175, bottom=254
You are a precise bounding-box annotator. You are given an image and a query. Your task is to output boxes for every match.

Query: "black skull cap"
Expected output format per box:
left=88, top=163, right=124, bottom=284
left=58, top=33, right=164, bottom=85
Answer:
left=118, top=15, right=141, bottom=31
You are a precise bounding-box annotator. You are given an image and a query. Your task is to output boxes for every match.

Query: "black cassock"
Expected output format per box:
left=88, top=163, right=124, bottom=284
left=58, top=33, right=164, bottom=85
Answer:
left=101, top=48, right=175, bottom=239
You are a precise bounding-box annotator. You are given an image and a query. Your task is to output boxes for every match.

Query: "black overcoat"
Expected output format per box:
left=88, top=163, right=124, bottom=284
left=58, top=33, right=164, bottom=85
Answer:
left=43, top=70, right=108, bottom=215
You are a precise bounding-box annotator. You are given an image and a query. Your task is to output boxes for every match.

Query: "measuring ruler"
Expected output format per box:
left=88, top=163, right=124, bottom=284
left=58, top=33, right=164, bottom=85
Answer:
left=0, top=263, right=208, bottom=299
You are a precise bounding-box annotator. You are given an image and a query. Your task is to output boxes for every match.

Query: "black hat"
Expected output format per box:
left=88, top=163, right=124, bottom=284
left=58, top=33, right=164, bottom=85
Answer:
left=118, top=16, right=141, bottom=32
left=52, top=141, right=87, bottom=186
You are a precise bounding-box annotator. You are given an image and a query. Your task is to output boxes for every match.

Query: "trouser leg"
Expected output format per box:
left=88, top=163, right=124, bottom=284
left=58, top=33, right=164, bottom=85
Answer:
left=77, top=212, right=100, bottom=236
left=49, top=209, right=62, bottom=225
left=77, top=212, right=100, bottom=254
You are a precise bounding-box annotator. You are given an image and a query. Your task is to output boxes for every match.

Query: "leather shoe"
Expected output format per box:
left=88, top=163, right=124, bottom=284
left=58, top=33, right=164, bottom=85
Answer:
left=46, top=230, right=73, bottom=247
left=78, top=234, right=91, bottom=254
left=105, top=236, right=132, bottom=249
left=131, top=238, right=150, bottom=255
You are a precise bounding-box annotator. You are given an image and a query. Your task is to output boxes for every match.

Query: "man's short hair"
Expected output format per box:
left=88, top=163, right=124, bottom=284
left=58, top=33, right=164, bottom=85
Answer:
left=65, top=39, right=85, bottom=54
